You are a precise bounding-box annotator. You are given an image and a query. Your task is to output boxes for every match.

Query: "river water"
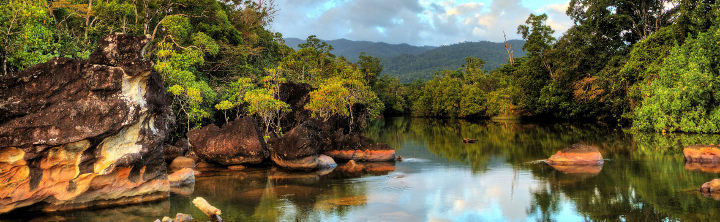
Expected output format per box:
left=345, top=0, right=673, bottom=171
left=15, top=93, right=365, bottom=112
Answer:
left=5, top=117, right=720, bottom=221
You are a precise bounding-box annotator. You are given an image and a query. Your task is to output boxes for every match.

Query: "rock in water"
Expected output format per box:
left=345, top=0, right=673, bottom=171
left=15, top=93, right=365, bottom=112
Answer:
left=0, top=34, right=174, bottom=213
left=700, top=178, right=720, bottom=200
left=271, top=120, right=324, bottom=171
left=187, top=117, right=267, bottom=165
left=684, top=144, right=720, bottom=163
left=169, top=157, right=196, bottom=171
left=317, top=155, right=337, bottom=169
left=168, top=168, right=195, bottom=187
left=546, top=144, right=603, bottom=166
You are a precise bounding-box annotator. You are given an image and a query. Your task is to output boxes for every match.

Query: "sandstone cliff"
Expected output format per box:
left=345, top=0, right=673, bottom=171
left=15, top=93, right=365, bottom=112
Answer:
left=0, top=34, right=174, bottom=213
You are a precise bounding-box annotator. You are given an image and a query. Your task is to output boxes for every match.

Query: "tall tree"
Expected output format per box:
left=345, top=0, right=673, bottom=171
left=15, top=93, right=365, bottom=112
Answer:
left=517, top=13, right=556, bottom=78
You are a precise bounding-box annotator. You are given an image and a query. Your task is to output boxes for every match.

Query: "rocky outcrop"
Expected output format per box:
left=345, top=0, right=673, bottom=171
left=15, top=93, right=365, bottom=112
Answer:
left=684, top=144, right=720, bottom=163
left=187, top=117, right=267, bottom=165
left=0, top=34, right=174, bottom=213
left=546, top=144, right=603, bottom=166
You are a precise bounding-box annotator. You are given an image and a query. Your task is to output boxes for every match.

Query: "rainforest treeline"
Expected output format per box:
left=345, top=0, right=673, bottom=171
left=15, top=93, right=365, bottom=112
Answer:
left=2, top=0, right=720, bottom=134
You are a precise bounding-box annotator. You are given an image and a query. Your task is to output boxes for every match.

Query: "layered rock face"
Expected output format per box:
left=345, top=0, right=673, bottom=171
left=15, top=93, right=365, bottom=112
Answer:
left=547, top=144, right=604, bottom=166
left=187, top=117, right=267, bottom=165
left=0, top=34, right=174, bottom=213
left=684, top=144, right=720, bottom=163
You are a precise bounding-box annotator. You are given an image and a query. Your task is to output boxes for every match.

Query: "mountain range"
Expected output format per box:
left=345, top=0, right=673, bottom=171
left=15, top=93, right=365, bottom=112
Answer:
left=284, top=37, right=526, bottom=82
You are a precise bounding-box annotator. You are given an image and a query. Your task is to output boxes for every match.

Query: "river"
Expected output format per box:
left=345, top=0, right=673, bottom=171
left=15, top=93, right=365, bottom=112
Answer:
left=5, top=117, right=720, bottom=221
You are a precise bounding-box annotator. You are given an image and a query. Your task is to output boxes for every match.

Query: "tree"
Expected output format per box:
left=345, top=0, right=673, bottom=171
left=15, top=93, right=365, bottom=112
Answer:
left=216, top=77, right=255, bottom=122
left=244, top=88, right=290, bottom=138
left=633, top=24, right=720, bottom=133
left=0, top=1, right=58, bottom=75
left=357, top=52, right=383, bottom=86
left=517, top=13, right=556, bottom=78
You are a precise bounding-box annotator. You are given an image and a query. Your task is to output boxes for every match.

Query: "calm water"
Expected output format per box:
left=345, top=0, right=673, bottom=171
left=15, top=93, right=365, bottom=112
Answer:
left=5, top=117, right=720, bottom=221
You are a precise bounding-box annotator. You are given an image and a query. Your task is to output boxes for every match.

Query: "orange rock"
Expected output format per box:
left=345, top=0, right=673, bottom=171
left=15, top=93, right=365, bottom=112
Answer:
left=335, top=160, right=396, bottom=175
left=547, top=144, right=603, bottom=166
left=169, top=157, right=196, bottom=171
left=271, top=154, right=318, bottom=171
left=700, top=179, right=720, bottom=193
left=325, top=149, right=396, bottom=162
left=684, top=145, right=720, bottom=163
left=169, top=168, right=195, bottom=187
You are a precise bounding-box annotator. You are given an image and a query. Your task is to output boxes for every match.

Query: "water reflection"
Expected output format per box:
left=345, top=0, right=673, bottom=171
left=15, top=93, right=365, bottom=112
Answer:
left=7, top=117, right=720, bottom=221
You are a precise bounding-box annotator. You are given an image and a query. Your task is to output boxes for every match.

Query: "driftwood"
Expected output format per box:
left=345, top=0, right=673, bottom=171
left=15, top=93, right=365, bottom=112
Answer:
left=192, top=197, right=222, bottom=222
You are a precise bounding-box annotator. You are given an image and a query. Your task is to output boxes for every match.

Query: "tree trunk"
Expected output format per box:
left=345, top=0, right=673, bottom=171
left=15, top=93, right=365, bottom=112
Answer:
left=2, top=52, right=7, bottom=75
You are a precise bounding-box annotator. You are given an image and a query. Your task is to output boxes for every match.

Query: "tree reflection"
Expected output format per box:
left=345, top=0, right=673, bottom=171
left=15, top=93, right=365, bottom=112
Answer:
left=367, top=117, right=720, bottom=221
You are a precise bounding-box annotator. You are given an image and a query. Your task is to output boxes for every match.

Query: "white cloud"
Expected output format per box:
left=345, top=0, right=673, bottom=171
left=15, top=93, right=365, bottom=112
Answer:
left=271, top=0, right=573, bottom=46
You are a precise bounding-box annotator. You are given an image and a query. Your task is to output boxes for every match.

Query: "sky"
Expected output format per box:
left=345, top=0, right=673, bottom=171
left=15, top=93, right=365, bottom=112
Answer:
left=270, top=0, right=573, bottom=46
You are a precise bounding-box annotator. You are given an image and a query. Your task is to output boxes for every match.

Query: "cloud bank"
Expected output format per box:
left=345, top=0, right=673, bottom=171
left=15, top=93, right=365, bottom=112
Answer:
left=271, top=0, right=573, bottom=46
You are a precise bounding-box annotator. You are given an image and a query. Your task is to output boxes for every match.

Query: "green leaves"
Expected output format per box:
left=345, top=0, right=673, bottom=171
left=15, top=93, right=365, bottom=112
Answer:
left=163, top=15, right=191, bottom=40
left=633, top=24, right=720, bottom=133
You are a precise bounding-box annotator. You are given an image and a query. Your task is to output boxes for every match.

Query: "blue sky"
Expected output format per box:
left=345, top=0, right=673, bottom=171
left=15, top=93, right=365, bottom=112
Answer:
left=271, top=0, right=573, bottom=46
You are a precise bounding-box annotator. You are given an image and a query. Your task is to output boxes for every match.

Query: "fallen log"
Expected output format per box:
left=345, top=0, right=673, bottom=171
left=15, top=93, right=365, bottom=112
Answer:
left=192, top=197, right=222, bottom=222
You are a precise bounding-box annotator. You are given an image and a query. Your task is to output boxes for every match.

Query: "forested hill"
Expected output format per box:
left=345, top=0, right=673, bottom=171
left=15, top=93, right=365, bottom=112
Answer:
left=284, top=37, right=436, bottom=61
left=383, top=40, right=526, bottom=82
left=285, top=37, right=525, bottom=82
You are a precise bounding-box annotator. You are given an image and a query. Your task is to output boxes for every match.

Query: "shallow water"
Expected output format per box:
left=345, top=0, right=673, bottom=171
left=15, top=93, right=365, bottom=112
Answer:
left=5, top=117, right=720, bottom=221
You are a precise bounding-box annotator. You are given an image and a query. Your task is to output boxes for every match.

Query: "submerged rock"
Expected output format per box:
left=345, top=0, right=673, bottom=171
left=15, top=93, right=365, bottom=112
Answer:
left=700, top=178, right=720, bottom=199
left=168, top=168, right=195, bottom=187
left=547, top=144, right=604, bottom=166
left=684, top=144, right=720, bottom=163
left=0, top=34, right=173, bottom=213
left=155, top=213, right=193, bottom=222
left=187, top=117, right=267, bottom=165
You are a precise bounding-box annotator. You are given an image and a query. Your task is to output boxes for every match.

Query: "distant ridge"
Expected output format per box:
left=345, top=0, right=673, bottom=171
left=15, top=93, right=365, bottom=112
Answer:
left=284, top=37, right=435, bottom=61
left=283, top=37, right=525, bottom=83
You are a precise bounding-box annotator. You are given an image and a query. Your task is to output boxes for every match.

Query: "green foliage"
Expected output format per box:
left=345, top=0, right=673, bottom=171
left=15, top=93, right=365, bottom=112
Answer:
left=0, top=1, right=58, bottom=75
left=244, top=88, right=290, bottom=137
left=633, top=24, right=720, bottom=133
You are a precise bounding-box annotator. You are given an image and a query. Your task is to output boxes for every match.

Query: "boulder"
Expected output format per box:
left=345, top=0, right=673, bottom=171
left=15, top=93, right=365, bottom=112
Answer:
left=325, top=143, right=396, bottom=162
left=324, top=133, right=396, bottom=162
left=168, top=168, right=195, bottom=187
left=547, top=144, right=603, bottom=166
left=700, top=179, right=720, bottom=193
left=0, top=34, right=173, bottom=213
left=317, top=155, right=337, bottom=169
left=271, top=120, right=324, bottom=170
left=187, top=117, right=267, bottom=165
left=684, top=144, right=720, bottom=163
left=169, top=157, right=196, bottom=172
